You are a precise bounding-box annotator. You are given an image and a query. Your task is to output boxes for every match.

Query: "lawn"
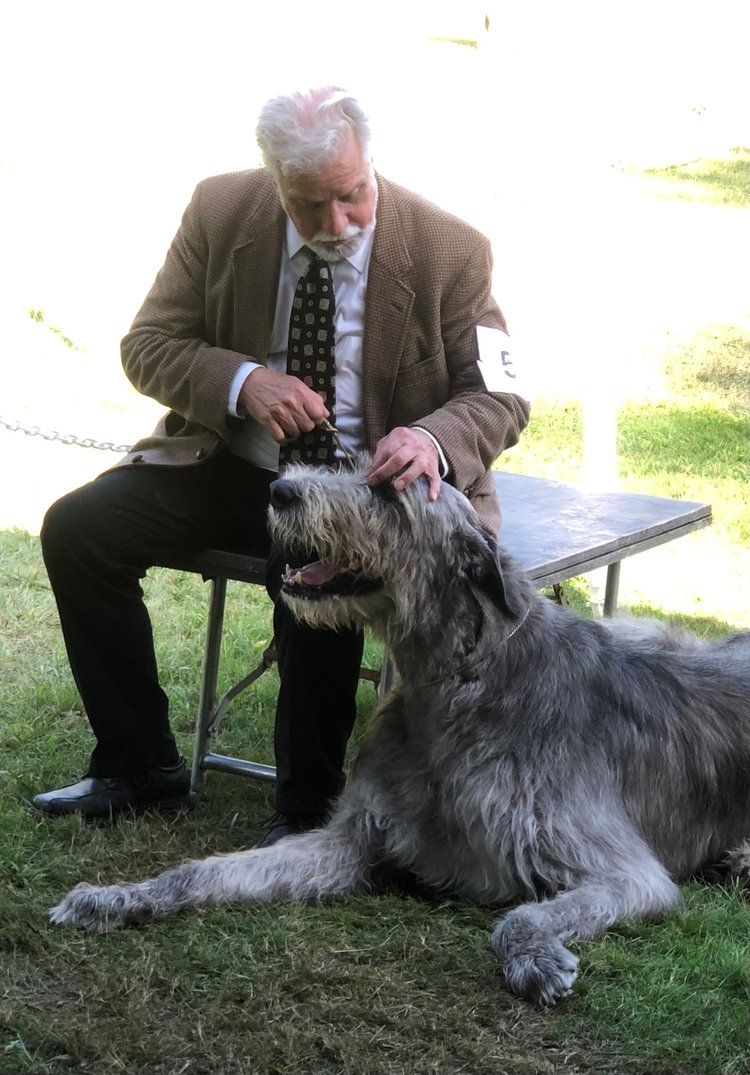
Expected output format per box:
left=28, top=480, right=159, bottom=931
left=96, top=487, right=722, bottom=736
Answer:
left=641, top=147, right=750, bottom=207
left=1, top=165, right=749, bottom=1074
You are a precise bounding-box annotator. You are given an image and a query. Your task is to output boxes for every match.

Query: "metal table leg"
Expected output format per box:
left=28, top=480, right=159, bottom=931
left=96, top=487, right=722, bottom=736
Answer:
left=190, top=576, right=227, bottom=792
left=603, top=560, right=621, bottom=618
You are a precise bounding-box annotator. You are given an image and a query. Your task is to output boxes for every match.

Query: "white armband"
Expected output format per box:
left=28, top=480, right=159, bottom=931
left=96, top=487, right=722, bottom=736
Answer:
left=476, top=327, right=531, bottom=403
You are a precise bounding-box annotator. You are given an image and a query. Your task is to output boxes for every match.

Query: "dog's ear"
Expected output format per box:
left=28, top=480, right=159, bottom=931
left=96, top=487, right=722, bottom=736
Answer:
left=459, top=528, right=518, bottom=618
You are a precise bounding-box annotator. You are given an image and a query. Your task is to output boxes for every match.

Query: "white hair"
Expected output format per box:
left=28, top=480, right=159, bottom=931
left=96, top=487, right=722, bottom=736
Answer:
left=256, top=86, right=372, bottom=182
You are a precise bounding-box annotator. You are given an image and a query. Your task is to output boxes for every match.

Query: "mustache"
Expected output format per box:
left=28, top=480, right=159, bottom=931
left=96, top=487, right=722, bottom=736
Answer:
left=311, top=224, right=363, bottom=243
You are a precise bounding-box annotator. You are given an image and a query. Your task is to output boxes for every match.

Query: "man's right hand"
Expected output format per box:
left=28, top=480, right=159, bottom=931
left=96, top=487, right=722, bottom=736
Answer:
left=238, top=367, right=329, bottom=444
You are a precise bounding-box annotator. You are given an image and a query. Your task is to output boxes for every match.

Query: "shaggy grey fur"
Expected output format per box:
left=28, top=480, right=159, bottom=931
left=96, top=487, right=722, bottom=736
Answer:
left=50, top=463, right=750, bottom=1005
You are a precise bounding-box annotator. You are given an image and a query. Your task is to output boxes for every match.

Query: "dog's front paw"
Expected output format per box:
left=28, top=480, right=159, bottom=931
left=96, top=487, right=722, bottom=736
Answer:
left=492, top=923, right=579, bottom=1005
left=726, top=840, right=750, bottom=888
left=49, top=882, right=137, bottom=933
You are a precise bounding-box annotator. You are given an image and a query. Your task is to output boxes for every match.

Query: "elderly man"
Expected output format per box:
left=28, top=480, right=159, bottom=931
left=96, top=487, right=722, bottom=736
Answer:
left=36, top=87, right=529, bottom=842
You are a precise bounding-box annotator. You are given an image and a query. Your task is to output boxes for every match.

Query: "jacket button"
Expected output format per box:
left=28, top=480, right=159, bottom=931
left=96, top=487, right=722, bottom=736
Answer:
left=131, top=454, right=144, bottom=464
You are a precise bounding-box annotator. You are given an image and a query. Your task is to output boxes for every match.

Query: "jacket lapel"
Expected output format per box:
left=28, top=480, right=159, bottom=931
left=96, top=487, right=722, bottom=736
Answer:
left=361, top=177, right=415, bottom=446
left=232, top=181, right=285, bottom=362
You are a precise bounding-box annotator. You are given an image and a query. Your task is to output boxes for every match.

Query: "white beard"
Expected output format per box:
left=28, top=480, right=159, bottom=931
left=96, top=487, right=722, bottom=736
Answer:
left=279, top=176, right=379, bottom=263
left=306, top=216, right=376, bottom=262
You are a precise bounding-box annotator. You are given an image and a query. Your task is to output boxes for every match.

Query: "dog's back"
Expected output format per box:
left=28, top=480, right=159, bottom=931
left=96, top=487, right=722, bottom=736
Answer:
left=605, top=623, right=750, bottom=877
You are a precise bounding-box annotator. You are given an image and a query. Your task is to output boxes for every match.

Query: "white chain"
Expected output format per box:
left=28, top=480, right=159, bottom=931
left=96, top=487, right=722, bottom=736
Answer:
left=0, top=415, right=132, bottom=454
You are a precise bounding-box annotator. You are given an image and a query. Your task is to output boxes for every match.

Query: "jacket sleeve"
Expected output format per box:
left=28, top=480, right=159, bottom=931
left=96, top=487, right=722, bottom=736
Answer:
left=412, top=235, right=530, bottom=496
left=120, top=181, right=247, bottom=441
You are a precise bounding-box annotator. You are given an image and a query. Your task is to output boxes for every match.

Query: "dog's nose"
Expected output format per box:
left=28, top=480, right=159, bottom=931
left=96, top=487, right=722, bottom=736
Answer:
left=270, top=479, right=301, bottom=508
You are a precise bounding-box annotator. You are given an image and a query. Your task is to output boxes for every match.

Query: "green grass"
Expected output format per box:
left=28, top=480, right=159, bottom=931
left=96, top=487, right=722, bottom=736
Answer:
left=619, top=322, right=750, bottom=556
left=641, top=147, right=750, bottom=207
left=499, top=398, right=585, bottom=483
left=564, top=881, right=750, bottom=1074
left=427, top=36, right=479, bottom=49
left=2, top=324, right=749, bottom=1073
left=509, top=322, right=750, bottom=552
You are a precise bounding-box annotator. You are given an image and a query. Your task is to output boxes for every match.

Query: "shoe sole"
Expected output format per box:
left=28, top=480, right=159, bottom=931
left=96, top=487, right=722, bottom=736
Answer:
left=36, top=794, right=195, bottom=822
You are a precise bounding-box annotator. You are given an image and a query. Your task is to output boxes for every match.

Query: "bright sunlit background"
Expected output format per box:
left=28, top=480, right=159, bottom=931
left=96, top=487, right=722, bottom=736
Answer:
left=1, top=0, right=748, bottom=538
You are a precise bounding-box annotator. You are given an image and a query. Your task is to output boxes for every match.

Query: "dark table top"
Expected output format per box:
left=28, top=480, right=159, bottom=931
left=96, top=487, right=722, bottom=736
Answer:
left=159, top=472, right=711, bottom=588
left=495, top=471, right=711, bottom=586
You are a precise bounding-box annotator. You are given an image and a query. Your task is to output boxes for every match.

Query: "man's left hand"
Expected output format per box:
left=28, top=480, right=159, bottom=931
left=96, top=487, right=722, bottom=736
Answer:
left=366, top=427, right=441, bottom=501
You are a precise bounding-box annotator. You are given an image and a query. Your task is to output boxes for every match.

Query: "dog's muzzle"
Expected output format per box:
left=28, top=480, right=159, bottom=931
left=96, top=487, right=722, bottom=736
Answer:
left=269, top=478, right=383, bottom=602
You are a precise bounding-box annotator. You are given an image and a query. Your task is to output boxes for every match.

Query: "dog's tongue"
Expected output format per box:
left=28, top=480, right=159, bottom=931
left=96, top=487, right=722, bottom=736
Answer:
left=302, top=559, right=342, bottom=584
left=295, top=559, right=342, bottom=585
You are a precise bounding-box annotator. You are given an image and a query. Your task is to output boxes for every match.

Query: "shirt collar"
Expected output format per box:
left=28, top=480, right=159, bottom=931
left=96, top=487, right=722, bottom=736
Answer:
left=285, top=216, right=375, bottom=275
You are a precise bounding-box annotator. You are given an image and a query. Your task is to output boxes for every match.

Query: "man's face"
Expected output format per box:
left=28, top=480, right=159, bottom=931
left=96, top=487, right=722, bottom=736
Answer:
left=278, top=131, right=377, bottom=262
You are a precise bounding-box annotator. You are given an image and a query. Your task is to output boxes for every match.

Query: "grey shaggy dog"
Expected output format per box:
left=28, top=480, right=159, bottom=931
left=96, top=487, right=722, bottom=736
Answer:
left=51, top=463, right=750, bottom=1005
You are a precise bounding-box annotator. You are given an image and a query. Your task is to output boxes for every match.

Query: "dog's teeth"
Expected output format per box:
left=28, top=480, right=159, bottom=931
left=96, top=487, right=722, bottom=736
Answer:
left=295, top=571, right=303, bottom=585
left=285, top=563, right=291, bottom=574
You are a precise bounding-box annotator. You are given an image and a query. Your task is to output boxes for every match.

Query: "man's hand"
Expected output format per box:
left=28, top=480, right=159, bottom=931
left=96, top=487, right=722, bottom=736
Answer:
left=367, top=427, right=441, bottom=501
left=238, top=367, right=329, bottom=443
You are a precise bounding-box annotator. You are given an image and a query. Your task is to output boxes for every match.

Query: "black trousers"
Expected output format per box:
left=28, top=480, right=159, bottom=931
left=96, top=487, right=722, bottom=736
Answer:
left=40, top=451, right=364, bottom=815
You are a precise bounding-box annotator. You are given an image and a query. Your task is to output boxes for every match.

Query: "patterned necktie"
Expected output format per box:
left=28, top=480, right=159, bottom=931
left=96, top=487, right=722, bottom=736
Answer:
left=278, top=252, right=336, bottom=468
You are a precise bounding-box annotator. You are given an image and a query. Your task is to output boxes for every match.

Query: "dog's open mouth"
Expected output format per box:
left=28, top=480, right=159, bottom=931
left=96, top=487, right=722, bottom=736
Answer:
left=281, top=558, right=383, bottom=601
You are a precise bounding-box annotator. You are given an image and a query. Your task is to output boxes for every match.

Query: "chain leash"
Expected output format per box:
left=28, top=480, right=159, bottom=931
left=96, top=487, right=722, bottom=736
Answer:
left=0, top=415, right=132, bottom=454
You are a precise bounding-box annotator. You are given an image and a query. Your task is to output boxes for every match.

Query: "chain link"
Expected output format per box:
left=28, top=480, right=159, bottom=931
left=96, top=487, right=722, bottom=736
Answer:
left=0, top=415, right=132, bottom=454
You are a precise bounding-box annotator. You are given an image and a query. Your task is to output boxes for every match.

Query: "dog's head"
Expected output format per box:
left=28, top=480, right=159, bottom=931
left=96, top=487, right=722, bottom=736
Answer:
left=267, top=461, right=518, bottom=632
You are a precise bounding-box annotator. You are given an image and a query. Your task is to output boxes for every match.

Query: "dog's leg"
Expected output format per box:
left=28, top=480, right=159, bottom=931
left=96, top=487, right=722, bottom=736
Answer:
left=726, top=839, right=750, bottom=889
left=491, top=862, right=682, bottom=1006
left=50, top=816, right=376, bottom=933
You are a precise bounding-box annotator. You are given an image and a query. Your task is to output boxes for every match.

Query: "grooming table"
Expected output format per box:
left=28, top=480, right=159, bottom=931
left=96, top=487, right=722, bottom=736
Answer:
left=157, top=472, right=711, bottom=792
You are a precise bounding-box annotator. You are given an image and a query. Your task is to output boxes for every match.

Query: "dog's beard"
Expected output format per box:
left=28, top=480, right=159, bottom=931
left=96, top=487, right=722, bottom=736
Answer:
left=280, top=586, right=389, bottom=631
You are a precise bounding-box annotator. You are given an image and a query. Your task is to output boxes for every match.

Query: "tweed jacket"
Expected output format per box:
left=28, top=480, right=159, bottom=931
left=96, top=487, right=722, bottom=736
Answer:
left=118, top=170, right=530, bottom=530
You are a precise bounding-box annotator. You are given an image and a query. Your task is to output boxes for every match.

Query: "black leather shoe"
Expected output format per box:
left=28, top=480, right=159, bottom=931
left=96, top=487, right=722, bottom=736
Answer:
left=33, top=759, right=192, bottom=819
left=256, top=811, right=326, bottom=848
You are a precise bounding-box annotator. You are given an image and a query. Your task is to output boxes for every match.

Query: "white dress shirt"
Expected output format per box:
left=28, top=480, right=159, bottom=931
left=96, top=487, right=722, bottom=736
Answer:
left=228, top=216, right=446, bottom=473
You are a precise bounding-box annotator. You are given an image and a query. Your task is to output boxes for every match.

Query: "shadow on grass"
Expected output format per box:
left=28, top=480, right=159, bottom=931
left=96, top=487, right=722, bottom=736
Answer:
left=664, top=323, right=750, bottom=409
left=618, top=401, right=749, bottom=485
